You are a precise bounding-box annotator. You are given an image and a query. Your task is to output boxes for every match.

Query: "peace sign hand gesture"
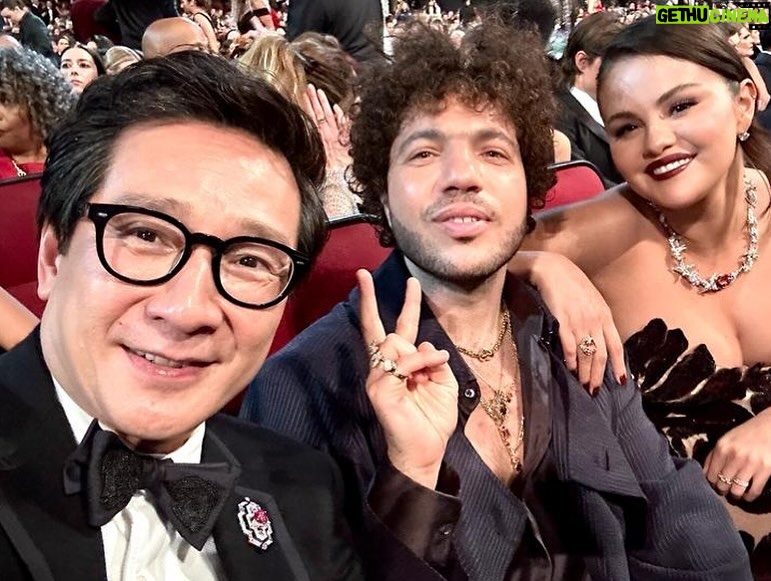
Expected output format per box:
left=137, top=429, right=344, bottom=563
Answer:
left=357, top=270, right=459, bottom=489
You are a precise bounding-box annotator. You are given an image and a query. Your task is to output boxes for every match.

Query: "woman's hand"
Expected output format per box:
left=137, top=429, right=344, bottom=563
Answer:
left=704, top=407, right=771, bottom=502
left=305, top=84, right=352, bottom=171
left=358, top=270, right=458, bottom=489
left=523, top=251, right=626, bottom=393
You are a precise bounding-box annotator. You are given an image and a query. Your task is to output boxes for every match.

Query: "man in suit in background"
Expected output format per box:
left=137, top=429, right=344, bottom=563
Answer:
left=94, top=0, right=178, bottom=50
left=0, top=0, right=54, bottom=59
left=556, top=12, right=623, bottom=185
left=0, top=51, right=362, bottom=581
left=287, top=0, right=384, bottom=64
left=754, top=30, right=771, bottom=132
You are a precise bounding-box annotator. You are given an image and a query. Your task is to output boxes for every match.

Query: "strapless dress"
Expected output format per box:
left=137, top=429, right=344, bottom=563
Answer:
left=626, top=318, right=771, bottom=577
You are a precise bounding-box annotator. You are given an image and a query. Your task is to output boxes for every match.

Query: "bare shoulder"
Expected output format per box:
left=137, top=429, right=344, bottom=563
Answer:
left=525, top=184, right=648, bottom=274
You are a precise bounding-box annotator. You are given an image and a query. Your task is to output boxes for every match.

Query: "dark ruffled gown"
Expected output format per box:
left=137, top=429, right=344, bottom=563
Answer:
left=626, top=319, right=771, bottom=577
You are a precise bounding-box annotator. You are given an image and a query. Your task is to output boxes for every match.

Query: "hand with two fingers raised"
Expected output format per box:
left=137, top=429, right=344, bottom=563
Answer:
left=357, top=270, right=459, bottom=490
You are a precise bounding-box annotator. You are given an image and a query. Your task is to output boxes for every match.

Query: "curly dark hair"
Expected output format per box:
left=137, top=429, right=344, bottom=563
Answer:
left=349, top=21, right=557, bottom=247
left=0, top=47, right=76, bottom=144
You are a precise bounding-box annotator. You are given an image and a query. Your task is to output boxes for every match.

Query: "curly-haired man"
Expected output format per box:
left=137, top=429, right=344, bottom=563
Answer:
left=243, top=21, right=751, bottom=581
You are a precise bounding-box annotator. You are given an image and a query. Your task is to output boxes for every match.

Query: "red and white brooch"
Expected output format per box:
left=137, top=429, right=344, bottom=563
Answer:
left=237, top=497, right=274, bottom=550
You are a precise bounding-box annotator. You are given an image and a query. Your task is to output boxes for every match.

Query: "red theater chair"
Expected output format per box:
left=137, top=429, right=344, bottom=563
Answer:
left=539, top=160, right=606, bottom=212
left=225, top=214, right=390, bottom=415
left=0, top=174, right=45, bottom=316
left=269, top=213, right=390, bottom=355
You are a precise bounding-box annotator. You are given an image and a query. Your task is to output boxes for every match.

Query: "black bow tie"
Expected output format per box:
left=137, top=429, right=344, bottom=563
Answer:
left=63, top=420, right=240, bottom=550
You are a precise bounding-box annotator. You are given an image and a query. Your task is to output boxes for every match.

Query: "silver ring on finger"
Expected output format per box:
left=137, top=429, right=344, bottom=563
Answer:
left=380, top=357, right=408, bottom=382
left=578, top=335, right=597, bottom=357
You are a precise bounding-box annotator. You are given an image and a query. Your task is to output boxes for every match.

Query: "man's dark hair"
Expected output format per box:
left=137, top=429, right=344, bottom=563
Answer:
left=40, top=51, right=328, bottom=265
left=561, top=12, right=622, bottom=89
left=0, top=0, right=26, bottom=9
left=350, top=21, right=556, bottom=247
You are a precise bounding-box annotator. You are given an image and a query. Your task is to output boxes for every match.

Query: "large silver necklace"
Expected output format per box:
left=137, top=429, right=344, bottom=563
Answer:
left=653, top=176, right=759, bottom=294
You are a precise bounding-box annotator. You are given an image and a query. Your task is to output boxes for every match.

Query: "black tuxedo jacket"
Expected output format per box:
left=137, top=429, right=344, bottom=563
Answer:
left=286, top=0, right=383, bottom=63
left=0, top=331, right=362, bottom=581
left=556, top=89, right=623, bottom=186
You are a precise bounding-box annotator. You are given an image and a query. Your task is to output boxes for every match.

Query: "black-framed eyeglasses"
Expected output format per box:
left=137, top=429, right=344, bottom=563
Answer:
left=82, top=203, right=310, bottom=309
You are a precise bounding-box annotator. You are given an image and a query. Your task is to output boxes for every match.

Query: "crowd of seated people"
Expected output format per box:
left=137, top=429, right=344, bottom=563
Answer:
left=3, top=1, right=771, bottom=578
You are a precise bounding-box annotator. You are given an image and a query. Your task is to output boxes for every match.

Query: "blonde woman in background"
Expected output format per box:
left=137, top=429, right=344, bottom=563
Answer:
left=239, top=33, right=362, bottom=218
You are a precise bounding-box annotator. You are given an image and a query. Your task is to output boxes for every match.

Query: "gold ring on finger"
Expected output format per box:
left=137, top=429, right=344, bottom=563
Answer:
left=369, top=349, right=384, bottom=369
left=380, top=358, right=408, bottom=381
left=717, top=473, right=733, bottom=486
left=578, top=335, right=597, bottom=357
left=732, top=477, right=750, bottom=488
left=367, top=340, right=380, bottom=357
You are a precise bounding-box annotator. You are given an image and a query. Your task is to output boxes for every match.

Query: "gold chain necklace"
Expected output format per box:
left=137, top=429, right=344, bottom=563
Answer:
left=454, top=308, right=510, bottom=362
left=460, top=332, right=525, bottom=474
left=652, top=175, right=759, bottom=293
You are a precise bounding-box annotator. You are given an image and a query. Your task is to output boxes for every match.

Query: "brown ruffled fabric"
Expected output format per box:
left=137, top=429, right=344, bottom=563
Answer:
left=626, top=319, right=771, bottom=575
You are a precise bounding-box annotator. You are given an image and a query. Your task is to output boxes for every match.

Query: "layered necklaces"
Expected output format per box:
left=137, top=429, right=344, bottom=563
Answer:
left=454, top=309, right=526, bottom=474
left=653, top=175, right=759, bottom=294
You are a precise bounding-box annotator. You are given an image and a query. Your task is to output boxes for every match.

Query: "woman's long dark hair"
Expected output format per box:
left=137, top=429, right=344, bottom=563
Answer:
left=598, top=15, right=771, bottom=181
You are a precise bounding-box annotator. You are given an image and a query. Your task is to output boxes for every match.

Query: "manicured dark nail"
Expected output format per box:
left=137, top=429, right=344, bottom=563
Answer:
left=619, top=374, right=627, bottom=385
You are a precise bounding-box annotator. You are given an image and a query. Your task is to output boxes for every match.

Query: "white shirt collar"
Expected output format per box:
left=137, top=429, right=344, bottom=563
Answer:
left=570, top=85, right=604, bottom=127
left=53, top=377, right=205, bottom=464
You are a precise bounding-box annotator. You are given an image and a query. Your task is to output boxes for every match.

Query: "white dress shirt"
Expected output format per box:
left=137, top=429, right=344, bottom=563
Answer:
left=569, top=85, right=604, bottom=127
left=54, top=380, right=225, bottom=581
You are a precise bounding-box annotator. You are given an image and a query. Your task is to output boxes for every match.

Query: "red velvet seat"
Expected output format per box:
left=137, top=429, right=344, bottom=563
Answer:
left=539, top=160, right=606, bottom=212
left=269, top=214, right=390, bottom=355
left=0, top=174, right=45, bottom=316
left=226, top=214, right=389, bottom=414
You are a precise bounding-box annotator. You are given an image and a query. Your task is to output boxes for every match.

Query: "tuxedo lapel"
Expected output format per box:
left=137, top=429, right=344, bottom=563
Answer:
left=204, top=428, right=311, bottom=581
left=559, top=91, right=609, bottom=145
left=0, top=331, right=107, bottom=581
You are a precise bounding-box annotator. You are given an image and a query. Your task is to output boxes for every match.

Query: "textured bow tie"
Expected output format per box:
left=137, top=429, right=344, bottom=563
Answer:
left=63, top=421, right=240, bottom=550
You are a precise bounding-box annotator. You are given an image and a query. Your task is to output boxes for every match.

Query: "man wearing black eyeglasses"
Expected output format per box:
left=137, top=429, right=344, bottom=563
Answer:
left=0, top=52, right=364, bottom=580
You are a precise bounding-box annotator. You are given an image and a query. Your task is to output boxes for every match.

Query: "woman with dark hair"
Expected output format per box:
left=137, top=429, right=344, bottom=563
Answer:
left=179, top=0, right=220, bottom=54
left=512, top=17, right=771, bottom=573
left=60, top=43, right=105, bottom=94
left=0, top=46, right=76, bottom=179
left=0, top=47, right=75, bottom=350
